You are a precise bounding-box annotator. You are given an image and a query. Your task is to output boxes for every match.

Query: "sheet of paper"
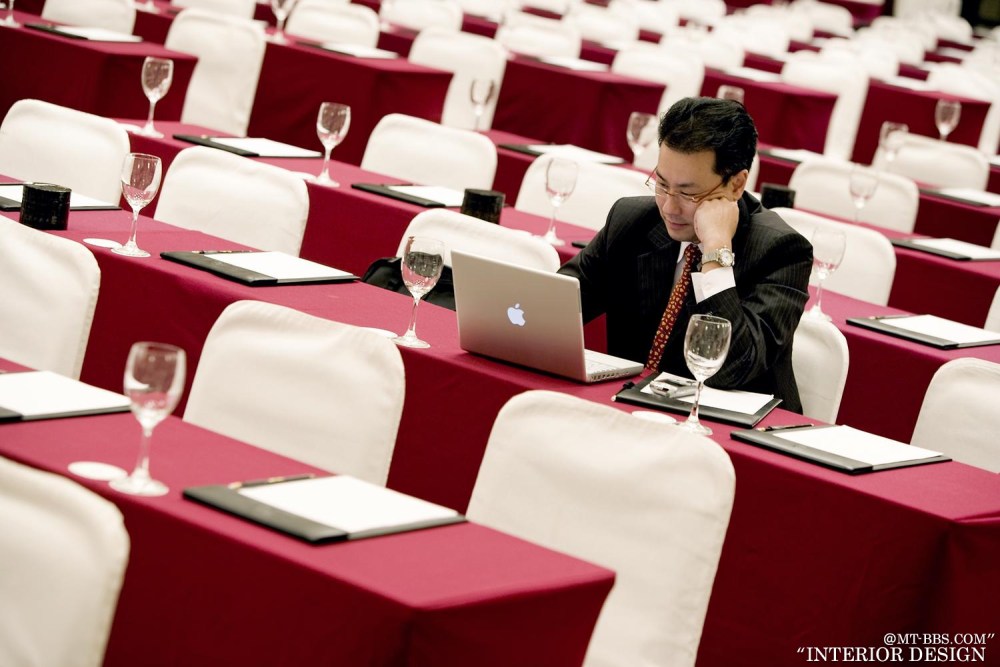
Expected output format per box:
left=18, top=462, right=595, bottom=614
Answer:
left=239, top=475, right=460, bottom=533
left=723, top=66, right=781, bottom=83
left=936, top=188, right=1000, bottom=207
left=0, top=371, right=129, bottom=417
left=775, top=425, right=942, bottom=466
left=386, top=185, right=466, bottom=207
left=210, top=138, right=322, bottom=158
left=0, top=183, right=116, bottom=209
left=766, top=148, right=824, bottom=163
left=882, top=314, right=1000, bottom=345
left=58, top=26, right=143, bottom=42
left=881, top=76, right=935, bottom=92
left=910, top=237, right=1000, bottom=260
left=641, top=372, right=774, bottom=415
left=321, top=42, right=397, bottom=59
left=208, top=251, right=353, bottom=280
left=525, top=144, right=624, bottom=164
left=537, top=56, right=609, bottom=72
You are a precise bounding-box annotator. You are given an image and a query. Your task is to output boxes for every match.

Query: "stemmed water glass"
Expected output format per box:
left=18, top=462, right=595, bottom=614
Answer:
left=139, top=57, right=173, bottom=138
left=109, top=341, right=186, bottom=497
left=717, top=85, right=745, bottom=105
left=269, top=0, right=298, bottom=44
left=935, top=98, right=961, bottom=142
left=469, top=78, right=497, bottom=132
left=807, top=227, right=846, bottom=321
left=626, top=111, right=657, bottom=165
left=114, top=153, right=162, bottom=258
left=676, top=314, right=731, bottom=436
left=848, top=164, right=879, bottom=223
left=392, top=236, right=445, bottom=349
left=878, top=121, right=908, bottom=168
left=3, top=0, right=19, bottom=27
left=314, top=102, right=351, bottom=187
left=540, top=157, right=578, bottom=246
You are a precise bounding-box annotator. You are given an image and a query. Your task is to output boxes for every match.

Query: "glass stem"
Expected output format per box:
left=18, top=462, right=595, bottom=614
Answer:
left=126, top=208, right=141, bottom=248
left=545, top=206, right=559, bottom=238
left=814, top=277, right=826, bottom=314
left=853, top=206, right=861, bottom=224
left=131, top=426, right=155, bottom=483
left=145, top=99, right=157, bottom=130
left=320, top=145, right=332, bottom=179
left=686, top=381, right=704, bottom=427
left=404, top=296, right=422, bottom=339
left=275, top=16, right=285, bottom=41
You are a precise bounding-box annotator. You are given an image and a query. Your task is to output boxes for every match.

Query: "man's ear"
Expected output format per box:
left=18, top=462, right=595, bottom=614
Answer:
left=727, top=169, right=748, bottom=199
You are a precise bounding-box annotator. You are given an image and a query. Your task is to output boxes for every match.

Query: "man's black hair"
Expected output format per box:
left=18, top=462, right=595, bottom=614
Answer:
left=658, top=97, right=758, bottom=183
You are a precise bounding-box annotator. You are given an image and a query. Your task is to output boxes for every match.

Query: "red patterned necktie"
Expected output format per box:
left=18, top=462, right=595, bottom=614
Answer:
left=646, top=244, right=701, bottom=371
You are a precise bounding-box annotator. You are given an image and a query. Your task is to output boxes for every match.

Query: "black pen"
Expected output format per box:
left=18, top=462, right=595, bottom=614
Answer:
left=193, top=250, right=253, bottom=255
left=758, top=423, right=814, bottom=432
left=228, top=473, right=315, bottom=489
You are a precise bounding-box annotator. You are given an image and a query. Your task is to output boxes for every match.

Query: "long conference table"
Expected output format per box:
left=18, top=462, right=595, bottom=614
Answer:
left=10, top=204, right=997, bottom=666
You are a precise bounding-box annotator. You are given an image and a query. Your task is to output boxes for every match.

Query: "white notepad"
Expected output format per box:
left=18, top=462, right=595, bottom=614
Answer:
left=209, top=251, right=354, bottom=281
left=881, top=314, right=999, bottom=346
left=775, top=425, right=942, bottom=467
left=525, top=144, right=625, bottom=164
left=321, top=43, right=398, bottom=59
left=57, top=26, right=143, bottom=42
left=386, top=185, right=465, bottom=207
left=210, top=138, right=322, bottom=158
left=0, top=371, right=130, bottom=419
left=723, top=66, right=781, bottom=83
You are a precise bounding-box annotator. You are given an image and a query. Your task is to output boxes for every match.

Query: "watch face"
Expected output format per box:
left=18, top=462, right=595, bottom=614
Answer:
left=719, top=248, right=735, bottom=266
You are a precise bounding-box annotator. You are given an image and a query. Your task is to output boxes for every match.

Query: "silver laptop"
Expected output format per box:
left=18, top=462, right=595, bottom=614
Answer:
left=451, top=250, right=643, bottom=383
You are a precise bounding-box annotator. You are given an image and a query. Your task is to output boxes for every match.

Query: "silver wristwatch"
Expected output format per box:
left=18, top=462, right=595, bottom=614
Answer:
left=700, top=247, right=735, bottom=269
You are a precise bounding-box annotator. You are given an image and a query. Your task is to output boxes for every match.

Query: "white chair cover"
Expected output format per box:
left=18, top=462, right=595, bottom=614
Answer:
left=495, top=13, right=582, bottom=58
left=993, top=219, right=1000, bottom=250
left=0, top=216, right=100, bottom=379
left=467, top=390, right=735, bottom=667
left=792, top=315, right=850, bottom=423
left=165, top=9, right=266, bottom=136
left=612, top=46, right=704, bottom=125
left=453, top=0, right=512, bottom=22
left=661, top=32, right=743, bottom=71
left=184, top=300, right=406, bottom=485
left=820, top=38, right=899, bottom=80
left=42, top=0, right=136, bottom=34
left=911, top=358, right=1000, bottom=473
left=985, top=284, right=1000, bottom=333
left=712, top=15, right=791, bottom=59
left=746, top=151, right=761, bottom=193
left=926, top=64, right=1000, bottom=156
left=565, top=4, right=640, bottom=45
left=361, top=114, right=497, bottom=191
left=0, top=99, right=130, bottom=203
left=409, top=27, right=508, bottom=130
left=781, top=51, right=869, bottom=162
left=515, top=156, right=649, bottom=231
left=872, top=132, right=990, bottom=190
left=396, top=209, right=561, bottom=270
left=671, top=0, right=726, bottom=24
left=0, top=456, right=129, bottom=667
left=608, top=0, right=679, bottom=35
left=170, top=0, right=256, bottom=19
left=774, top=207, right=897, bottom=305
left=155, top=146, right=310, bottom=255
left=792, top=0, right=854, bottom=37
left=789, top=157, right=920, bottom=233
left=854, top=27, right=925, bottom=65
left=286, top=1, right=379, bottom=46
left=381, top=0, right=462, bottom=31
left=744, top=3, right=814, bottom=41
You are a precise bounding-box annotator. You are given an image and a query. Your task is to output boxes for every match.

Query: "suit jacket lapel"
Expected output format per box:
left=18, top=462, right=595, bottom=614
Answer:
left=637, top=221, right=680, bottom=319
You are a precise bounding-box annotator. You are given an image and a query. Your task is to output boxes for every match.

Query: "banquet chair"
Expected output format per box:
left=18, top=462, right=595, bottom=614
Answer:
left=820, top=38, right=899, bottom=81
left=0, top=456, right=129, bottom=667
left=467, top=390, right=735, bottom=667
left=985, top=285, right=1000, bottom=333
left=360, top=114, right=497, bottom=191
left=409, top=27, right=508, bottom=131
left=565, top=3, right=640, bottom=45
left=42, top=0, right=136, bottom=34
left=792, top=0, right=854, bottom=37
left=712, top=14, right=791, bottom=59
left=0, top=99, right=130, bottom=204
left=910, top=358, right=1000, bottom=473
left=170, top=0, right=256, bottom=19
left=286, top=1, right=379, bottom=46
left=781, top=51, right=869, bottom=162
left=773, top=207, right=897, bottom=305
left=515, top=156, right=649, bottom=231
left=744, top=3, right=814, bottom=42
left=164, top=9, right=266, bottom=137
left=746, top=152, right=761, bottom=194
left=872, top=133, right=990, bottom=190
left=925, top=64, right=1000, bottom=156
left=792, top=315, right=850, bottom=423
left=155, top=146, right=310, bottom=255
left=789, top=157, right=920, bottom=233
left=495, top=13, right=582, bottom=59
left=993, top=220, right=1000, bottom=250
left=0, top=216, right=100, bottom=379
left=513, top=0, right=579, bottom=13
left=380, top=0, right=463, bottom=31
left=854, top=26, right=925, bottom=66
left=396, top=209, right=561, bottom=270
left=611, top=46, right=704, bottom=128
left=608, top=0, right=679, bottom=35
left=672, top=0, right=726, bottom=25
left=184, top=300, right=405, bottom=485
left=454, top=0, right=513, bottom=22
left=662, top=32, right=743, bottom=71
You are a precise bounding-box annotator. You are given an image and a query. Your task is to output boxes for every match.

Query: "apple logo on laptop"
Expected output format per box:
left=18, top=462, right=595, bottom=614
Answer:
left=507, top=303, right=526, bottom=327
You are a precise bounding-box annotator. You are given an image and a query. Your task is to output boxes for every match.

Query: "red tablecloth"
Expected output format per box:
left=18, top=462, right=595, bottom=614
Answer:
left=0, top=400, right=613, bottom=667
left=0, top=12, right=195, bottom=122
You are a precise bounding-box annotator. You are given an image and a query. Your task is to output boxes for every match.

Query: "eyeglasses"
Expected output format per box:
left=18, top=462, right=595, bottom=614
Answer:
left=644, top=172, right=724, bottom=206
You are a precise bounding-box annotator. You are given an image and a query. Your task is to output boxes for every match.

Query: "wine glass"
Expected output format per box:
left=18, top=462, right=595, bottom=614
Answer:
left=877, top=121, right=908, bottom=168
left=114, top=153, right=162, bottom=258
left=676, top=314, right=731, bottom=436
left=269, top=0, right=298, bottom=44
left=934, top=98, right=961, bottom=142
left=314, top=102, right=351, bottom=187
left=848, top=164, right=879, bottom=223
left=3, top=0, right=19, bottom=27
left=807, top=227, right=846, bottom=321
left=138, top=57, right=173, bottom=138
left=110, top=341, right=186, bottom=497
left=469, top=78, right=497, bottom=131
left=392, top=236, right=445, bottom=349
left=717, top=84, right=745, bottom=105
left=540, top=157, right=578, bottom=246
left=626, top=111, right=658, bottom=165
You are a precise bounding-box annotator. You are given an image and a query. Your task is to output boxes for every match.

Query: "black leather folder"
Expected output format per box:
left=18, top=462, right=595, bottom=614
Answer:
left=0, top=184, right=119, bottom=211
left=160, top=251, right=359, bottom=286
left=889, top=238, right=1000, bottom=261
left=613, top=373, right=781, bottom=427
left=846, top=315, right=1000, bottom=349
left=351, top=183, right=448, bottom=207
left=173, top=134, right=258, bottom=157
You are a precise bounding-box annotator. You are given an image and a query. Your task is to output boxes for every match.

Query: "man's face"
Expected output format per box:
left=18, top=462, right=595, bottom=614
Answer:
left=650, top=146, right=727, bottom=243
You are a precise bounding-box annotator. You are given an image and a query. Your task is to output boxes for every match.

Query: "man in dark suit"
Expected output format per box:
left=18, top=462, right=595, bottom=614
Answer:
left=560, top=97, right=812, bottom=412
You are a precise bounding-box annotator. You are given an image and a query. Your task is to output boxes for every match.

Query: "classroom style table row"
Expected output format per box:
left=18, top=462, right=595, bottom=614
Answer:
left=15, top=211, right=999, bottom=667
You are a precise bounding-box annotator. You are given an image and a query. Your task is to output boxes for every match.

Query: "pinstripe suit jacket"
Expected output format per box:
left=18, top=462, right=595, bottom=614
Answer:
left=559, top=192, right=812, bottom=413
